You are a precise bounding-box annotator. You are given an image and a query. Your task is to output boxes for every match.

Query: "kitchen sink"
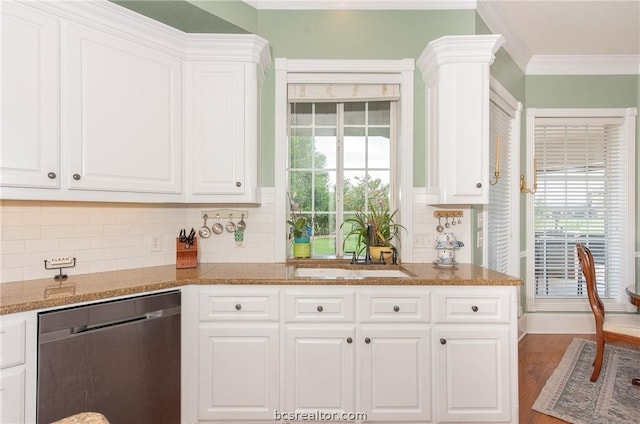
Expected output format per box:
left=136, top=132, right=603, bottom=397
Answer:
left=294, top=267, right=411, bottom=279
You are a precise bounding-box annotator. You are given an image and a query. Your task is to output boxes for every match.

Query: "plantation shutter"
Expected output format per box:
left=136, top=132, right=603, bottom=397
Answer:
left=488, top=96, right=514, bottom=273
left=533, top=117, right=625, bottom=299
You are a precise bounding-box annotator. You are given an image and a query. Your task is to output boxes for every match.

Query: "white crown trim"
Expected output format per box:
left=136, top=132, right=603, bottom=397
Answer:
left=527, top=55, right=640, bottom=75
left=242, top=0, right=476, bottom=10
left=476, top=0, right=530, bottom=72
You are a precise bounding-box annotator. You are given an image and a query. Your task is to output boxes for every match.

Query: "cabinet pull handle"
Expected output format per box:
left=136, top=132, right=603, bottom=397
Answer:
left=393, top=305, right=400, bottom=312
left=364, top=337, right=371, bottom=344
left=317, top=305, right=323, bottom=312
left=471, top=305, right=479, bottom=312
left=346, top=337, right=353, bottom=344
left=236, top=181, right=242, bottom=187
left=47, top=172, right=57, bottom=179
left=476, top=182, right=482, bottom=188
left=73, top=173, right=81, bottom=181
left=235, top=304, right=242, bottom=311
left=440, top=338, right=446, bottom=345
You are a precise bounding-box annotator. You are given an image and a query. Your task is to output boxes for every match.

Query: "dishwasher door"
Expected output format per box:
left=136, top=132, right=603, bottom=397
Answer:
left=37, top=290, right=181, bottom=424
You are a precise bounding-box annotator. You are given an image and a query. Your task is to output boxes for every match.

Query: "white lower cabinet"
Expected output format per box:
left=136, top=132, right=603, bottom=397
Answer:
left=0, top=311, right=37, bottom=424
left=360, top=326, right=431, bottom=422
left=198, top=325, right=279, bottom=421
left=283, top=326, right=356, bottom=415
left=434, top=327, right=511, bottom=423
left=433, top=288, right=517, bottom=423
left=184, top=285, right=518, bottom=423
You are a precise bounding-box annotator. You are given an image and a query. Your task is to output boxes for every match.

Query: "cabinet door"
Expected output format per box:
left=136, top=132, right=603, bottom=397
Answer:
left=1, top=3, right=59, bottom=189
left=283, top=326, right=356, bottom=415
left=434, top=327, right=511, bottom=423
left=63, top=23, right=182, bottom=194
left=442, top=63, right=488, bottom=203
left=360, top=326, right=432, bottom=422
left=0, top=368, right=26, bottom=424
left=198, top=325, right=279, bottom=421
left=187, top=62, right=258, bottom=202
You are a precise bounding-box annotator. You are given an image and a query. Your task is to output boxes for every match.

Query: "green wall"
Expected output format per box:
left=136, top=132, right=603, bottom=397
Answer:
left=254, top=9, right=476, bottom=187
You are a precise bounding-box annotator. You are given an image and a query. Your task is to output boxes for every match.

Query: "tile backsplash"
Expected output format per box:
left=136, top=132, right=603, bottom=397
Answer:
left=0, top=188, right=472, bottom=283
left=0, top=189, right=276, bottom=283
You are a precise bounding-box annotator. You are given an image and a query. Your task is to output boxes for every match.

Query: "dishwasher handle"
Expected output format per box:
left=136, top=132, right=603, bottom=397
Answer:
left=42, top=305, right=180, bottom=343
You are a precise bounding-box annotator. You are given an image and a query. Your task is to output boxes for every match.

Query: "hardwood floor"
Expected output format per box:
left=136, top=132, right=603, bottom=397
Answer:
left=518, top=334, right=596, bottom=423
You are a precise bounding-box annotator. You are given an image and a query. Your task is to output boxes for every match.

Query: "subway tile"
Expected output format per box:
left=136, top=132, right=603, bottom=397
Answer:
left=0, top=240, right=25, bottom=254
left=73, top=224, right=104, bottom=238
left=24, top=239, right=60, bottom=253
left=41, top=225, right=75, bottom=239
left=1, top=226, right=41, bottom=241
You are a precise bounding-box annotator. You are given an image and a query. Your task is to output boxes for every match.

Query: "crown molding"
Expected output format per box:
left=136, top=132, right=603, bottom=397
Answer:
left=242, top=0, right=476, bottom=10
left=527, top=55, right=640, bottom=75
left=417, top=34, right=505, bottom=80
left=476, top=0, right=530, bottom=72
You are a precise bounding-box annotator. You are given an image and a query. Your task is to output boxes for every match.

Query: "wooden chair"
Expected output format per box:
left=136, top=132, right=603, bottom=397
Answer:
left=576, top=243, right=640, bottom=382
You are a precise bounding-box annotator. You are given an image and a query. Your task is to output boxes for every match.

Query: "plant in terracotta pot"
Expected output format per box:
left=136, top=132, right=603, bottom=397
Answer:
left=342, top=198, right=404, bottom=263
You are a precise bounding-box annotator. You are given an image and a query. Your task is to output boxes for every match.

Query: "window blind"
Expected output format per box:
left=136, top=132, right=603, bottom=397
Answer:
left=533, top=118, right=625, bottom=299
left=288, top=84, right=400, bottom=102
left=488, top=99, right=513, bottom=274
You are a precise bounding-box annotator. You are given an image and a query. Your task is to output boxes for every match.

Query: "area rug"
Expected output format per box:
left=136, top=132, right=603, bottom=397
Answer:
left=532, top=338, right=640, bottom=423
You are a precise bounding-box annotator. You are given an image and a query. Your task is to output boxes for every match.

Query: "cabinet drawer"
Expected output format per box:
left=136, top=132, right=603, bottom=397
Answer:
left=435, top=291, right=510, bottom=323
left=0, top=319, right=26, bottom=369
left=360, top=289, right=430, bottom=322
left=284, top=291, right=355, bottom=323
left=199, top=289, right=279, bottom=321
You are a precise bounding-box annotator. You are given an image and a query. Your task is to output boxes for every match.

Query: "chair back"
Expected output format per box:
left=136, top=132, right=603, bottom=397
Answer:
left=576, top=243, right=605, bottom=322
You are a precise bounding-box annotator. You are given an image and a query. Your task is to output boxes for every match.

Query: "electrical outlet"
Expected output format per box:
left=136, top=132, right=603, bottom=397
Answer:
left=151, top=235, right=162, bottom=252
left=414, top=234, right=433, bottom=247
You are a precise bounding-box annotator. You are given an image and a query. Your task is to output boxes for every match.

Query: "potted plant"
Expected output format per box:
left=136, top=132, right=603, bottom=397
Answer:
left=342, top=199, right=405, bottom=263
left=288, top=216, right=312, bottom=258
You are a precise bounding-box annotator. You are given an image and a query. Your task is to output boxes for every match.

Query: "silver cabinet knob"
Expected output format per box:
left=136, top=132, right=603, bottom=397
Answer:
left=364, top=337, right=371, bottom=344
left=235, top=304, right=242, bottom=311
left=73, top=174, right=81, bottom=180
left=346, top=337, right=353, bottom=344
left=236, top=181, right=242, bottom=187
left=393, top=305, right=400, bottom=312
left=440, top=338, right=447, bottom=345
left=476, top=182, right=482, bottom=188
left=317, top=305, right=323, bottom=312
left=471, top=305, right=478, bottom=312
left=47, top=172, right=57, bottom=179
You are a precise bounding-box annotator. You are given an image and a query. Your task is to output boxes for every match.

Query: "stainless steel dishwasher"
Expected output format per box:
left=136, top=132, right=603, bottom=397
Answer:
left=37, top=290, right=181, bottom=424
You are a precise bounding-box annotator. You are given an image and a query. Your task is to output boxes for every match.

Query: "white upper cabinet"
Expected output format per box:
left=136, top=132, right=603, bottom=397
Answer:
left=417, top=35, right=504, bottom=205
left=63, top=22, right=183, bottom=196
left=185, top=36, right=270, bottom=204
left=0, top=1, right=271, bottom=204
left=1, top=2, right=59, bottom=189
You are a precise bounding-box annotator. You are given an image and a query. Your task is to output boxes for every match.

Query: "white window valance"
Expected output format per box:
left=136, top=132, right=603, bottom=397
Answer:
left=287, top=83, right=400, bottom=103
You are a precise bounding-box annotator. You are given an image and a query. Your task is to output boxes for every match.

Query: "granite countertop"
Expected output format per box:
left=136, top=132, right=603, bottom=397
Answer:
left=0, top=261, right=522, bottom=315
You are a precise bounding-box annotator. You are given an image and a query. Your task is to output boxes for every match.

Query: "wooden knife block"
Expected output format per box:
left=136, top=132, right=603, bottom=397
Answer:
left=176, top=237, right=198, bottom=269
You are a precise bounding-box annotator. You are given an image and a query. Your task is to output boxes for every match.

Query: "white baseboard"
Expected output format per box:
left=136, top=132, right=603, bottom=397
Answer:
left=523, top=312, right=596, bottom=334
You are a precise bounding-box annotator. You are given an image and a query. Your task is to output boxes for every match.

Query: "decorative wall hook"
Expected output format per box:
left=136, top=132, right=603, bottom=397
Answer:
left=489, top=171, right=501, bottom=185
left=520, top=175, right=537, bottom=194
left=520, top=157, right=537, bottom=194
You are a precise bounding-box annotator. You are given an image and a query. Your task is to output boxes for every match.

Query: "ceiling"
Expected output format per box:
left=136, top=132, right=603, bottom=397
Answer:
left=476, top=0, right=640, bottom=74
